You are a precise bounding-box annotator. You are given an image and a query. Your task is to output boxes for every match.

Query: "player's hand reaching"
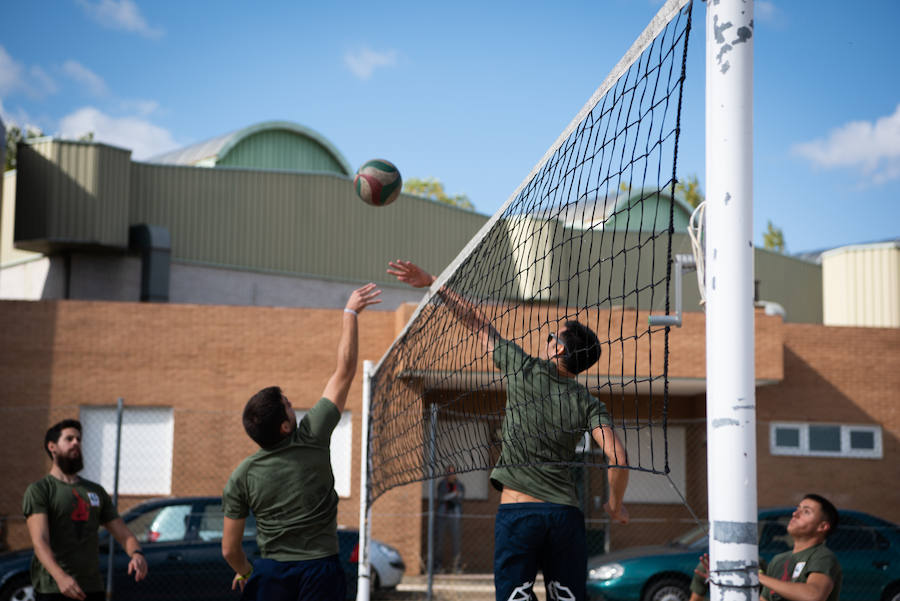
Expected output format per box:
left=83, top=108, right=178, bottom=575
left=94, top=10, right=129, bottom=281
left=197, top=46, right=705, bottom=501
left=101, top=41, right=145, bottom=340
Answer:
left=345, top=283, right=383, bottom=314
left=387, top=260, right=436, bottom=288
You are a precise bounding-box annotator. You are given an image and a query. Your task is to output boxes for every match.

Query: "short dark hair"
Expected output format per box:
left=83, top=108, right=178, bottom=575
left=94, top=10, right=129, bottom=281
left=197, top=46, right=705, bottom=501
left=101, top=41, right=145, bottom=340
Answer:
left=559, top=320, right=602, bottom=374
left=804, top=493, right=839, bottom=536
left=45, top=419, right=82, bottom=459
left=242, top=386, right=290, bottom=449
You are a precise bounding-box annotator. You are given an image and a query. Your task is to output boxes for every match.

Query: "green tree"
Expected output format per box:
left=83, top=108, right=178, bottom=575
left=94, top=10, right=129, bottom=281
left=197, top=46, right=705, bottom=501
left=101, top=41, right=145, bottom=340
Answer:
left=4, top=125, right=45, bottom=172
left=403, top=177, right=475, bottom=211
left=675, top=173, right=704, bottom=209
left=763, top=220, right=786, bottom=253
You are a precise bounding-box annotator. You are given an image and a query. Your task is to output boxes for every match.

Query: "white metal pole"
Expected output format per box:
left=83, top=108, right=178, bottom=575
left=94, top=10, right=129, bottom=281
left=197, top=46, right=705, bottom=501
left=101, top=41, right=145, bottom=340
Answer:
left=705, top=1, right=759, bottom=600
left=357, top=361, right=374, bottom=601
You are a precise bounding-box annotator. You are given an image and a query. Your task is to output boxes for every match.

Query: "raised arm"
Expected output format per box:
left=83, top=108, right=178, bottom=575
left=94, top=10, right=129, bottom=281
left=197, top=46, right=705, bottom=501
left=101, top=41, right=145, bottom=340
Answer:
left=591, top=424, right=630, bottom=524
left=27, top=513, right=87, bottom=600
left=104, top=517, right=148, bottom=582
left=387, top=260, right=498, bottom=352
left=321, top=283, right=382, bottom=412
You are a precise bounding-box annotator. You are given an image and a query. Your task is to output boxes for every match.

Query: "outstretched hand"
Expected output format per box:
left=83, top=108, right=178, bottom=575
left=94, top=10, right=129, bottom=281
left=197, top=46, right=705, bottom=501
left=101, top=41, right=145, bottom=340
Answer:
left=387, top=260, right=436, bottom=288
left=345, top=283, right=383, bottom=314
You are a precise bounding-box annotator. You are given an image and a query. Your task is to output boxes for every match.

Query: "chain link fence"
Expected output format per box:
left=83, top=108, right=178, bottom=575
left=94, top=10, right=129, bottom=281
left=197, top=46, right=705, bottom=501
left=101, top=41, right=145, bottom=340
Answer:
left=3, top=412, right=898, bottom=601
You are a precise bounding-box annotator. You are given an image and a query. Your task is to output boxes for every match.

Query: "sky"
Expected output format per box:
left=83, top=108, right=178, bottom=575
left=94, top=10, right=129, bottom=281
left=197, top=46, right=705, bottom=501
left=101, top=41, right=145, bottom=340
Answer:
left=1, top=0, right=898, bottom=254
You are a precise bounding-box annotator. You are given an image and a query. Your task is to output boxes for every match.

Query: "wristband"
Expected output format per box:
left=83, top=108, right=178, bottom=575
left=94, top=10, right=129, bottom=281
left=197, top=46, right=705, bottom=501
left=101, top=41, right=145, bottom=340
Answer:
left=131, top=550, right=144, bottom=557
left=236, top=567, right=253, bottom=581
left=344, top=308, right=358, bottom=316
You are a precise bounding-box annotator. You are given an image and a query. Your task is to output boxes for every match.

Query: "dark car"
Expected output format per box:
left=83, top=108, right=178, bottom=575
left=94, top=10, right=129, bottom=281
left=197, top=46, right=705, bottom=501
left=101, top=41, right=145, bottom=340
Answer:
left=0, top=496, right=404, bottom=601
left=587, top=508, right=900, bottom=601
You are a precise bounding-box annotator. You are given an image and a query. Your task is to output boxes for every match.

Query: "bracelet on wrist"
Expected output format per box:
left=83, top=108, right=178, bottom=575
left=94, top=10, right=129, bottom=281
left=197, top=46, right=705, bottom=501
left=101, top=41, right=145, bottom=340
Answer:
left=131, top=550, right=143, bottom=557
left=344, top=308, right=358, bottom=316
left=236, top=566, right=253, bottom=581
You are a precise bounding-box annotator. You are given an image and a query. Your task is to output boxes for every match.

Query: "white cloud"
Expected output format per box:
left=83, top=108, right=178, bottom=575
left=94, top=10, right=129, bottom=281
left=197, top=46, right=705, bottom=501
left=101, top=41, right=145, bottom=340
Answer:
left=62, top=60, right=108, bottom=97
left=344, top=47, right=398, bottom=80
left=77, top=0, right=164, bottom=39
left=793, top=104, right=900, bottom=185
left=0, top=45, right=57, bottom=99
left=755, top=1, right=776, bottom=22
left=0, top=45, right=25, bottom=96
left=58, top=107, right=178, bottom=159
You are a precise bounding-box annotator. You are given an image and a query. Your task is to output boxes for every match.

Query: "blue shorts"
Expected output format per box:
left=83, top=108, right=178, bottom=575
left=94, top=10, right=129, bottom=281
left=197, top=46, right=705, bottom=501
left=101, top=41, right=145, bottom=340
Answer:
left=494, top=502, right=587, bottom=601
left=241, top=555, right=346, bottom=601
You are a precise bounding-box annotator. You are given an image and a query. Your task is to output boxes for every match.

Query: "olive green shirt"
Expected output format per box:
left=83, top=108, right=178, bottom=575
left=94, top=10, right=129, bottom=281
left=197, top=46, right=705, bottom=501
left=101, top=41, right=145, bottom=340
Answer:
left=762, top=543, right=841, bottom=601
left=490, top=338, right=611, bottom=507
left=223, top=397, right=341, bottom=561
left=22, top=475, right=118, bottom=594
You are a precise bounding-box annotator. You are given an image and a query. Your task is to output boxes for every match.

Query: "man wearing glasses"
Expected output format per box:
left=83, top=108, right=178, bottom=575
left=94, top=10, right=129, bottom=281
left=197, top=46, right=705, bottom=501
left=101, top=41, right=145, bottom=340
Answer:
left=388, top=260, right=629, bottom=601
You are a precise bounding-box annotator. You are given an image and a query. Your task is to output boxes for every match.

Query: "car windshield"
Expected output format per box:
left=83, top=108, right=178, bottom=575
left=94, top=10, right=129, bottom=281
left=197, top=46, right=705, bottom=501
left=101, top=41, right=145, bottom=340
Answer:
left=671, top=524, right=710, bottom=549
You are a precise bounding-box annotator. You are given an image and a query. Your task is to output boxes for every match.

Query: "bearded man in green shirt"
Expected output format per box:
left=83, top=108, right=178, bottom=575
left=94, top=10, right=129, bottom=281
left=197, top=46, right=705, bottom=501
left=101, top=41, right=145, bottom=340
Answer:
left=221, top=283, right=382, bottom=601
left=23, top=419, right=148, bottom=601
left=760, top=494, right=842, bottom=601
left=388, top=260, right=630, bottom=601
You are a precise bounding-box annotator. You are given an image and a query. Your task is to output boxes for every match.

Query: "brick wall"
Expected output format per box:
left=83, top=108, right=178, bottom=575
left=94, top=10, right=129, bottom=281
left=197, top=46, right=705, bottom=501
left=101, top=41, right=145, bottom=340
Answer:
left=1, top=299, right=896, bottom=569
left=757, top=323, right=900, bottom=522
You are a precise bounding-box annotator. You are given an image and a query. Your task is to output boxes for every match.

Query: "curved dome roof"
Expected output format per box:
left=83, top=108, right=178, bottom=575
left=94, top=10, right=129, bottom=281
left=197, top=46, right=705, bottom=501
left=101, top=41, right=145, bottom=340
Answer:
left=147, top=120, right=353, bottom=175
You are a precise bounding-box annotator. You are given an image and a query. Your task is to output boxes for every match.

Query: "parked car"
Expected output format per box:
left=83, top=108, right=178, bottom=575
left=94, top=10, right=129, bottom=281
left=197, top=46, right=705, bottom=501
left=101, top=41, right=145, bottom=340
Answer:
left=587, top=508, right=900, bottom=601
left=0, top=496, right=404, bottom=601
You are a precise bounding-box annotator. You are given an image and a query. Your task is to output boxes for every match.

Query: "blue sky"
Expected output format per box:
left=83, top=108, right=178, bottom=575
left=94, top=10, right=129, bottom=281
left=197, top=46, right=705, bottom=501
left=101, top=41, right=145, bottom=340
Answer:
left=2, top=0, right=898, bottom=253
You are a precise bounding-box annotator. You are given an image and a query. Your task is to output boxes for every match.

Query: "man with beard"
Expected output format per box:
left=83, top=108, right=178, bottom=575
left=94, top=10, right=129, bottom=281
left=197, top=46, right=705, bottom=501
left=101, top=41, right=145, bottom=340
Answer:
left=759, top=494, right=842, bottom=601
left=23, top=419, right=148, bottom=601
left=221, top=283, right=382, bottom=601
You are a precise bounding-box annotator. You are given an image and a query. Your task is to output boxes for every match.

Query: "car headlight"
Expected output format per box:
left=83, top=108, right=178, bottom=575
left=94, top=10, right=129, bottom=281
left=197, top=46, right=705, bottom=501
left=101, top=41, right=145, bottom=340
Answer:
left=373, top=541, right=402, bottom=563
left=588, top=562, right=624, bottom=581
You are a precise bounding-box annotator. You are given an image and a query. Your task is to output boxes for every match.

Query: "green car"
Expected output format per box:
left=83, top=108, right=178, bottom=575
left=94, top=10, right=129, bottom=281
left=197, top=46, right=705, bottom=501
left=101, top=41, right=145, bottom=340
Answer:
left=587, top=508, right=900, bottom=601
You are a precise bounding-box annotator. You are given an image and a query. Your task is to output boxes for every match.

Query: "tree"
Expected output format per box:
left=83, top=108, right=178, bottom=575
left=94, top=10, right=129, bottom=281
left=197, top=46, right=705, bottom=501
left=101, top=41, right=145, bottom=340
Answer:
left=675, top=173, right=704, bottom=209
left=402, top=177, right=475, bottom=211
left=763, top=220, right=786, bottom=253
left=4, top=125, right=45, bottom=172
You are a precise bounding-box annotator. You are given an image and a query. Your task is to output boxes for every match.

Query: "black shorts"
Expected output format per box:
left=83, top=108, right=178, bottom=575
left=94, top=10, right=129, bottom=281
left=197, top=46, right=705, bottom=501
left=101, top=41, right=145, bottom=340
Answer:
left=241, top=554, right=346, bottom=601
left=493, top=502, right=587, bottom=601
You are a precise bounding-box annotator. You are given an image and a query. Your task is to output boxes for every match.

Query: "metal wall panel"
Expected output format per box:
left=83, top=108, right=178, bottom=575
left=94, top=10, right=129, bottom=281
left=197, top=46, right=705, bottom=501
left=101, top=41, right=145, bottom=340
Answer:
left=823, top=244, right=900, bottom=328
left=754, top=248, right=822, bottom=324
left=129, top=163, right=488, bottom=285
left=14, top=141, right=130, bottom=249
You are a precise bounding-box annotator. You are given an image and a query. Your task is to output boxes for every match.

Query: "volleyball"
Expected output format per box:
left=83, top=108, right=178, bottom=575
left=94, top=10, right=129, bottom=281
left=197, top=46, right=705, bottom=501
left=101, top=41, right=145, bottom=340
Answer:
left=353, top=159, right=402, bottom=207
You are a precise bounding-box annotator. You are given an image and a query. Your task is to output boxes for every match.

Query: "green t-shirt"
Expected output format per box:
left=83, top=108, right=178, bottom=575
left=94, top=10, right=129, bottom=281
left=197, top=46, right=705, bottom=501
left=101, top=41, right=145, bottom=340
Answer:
left=762, top=543, right=841, bottom=601
left=22, top=475, right=118, bottom=594
left=489, top=338, right=611, bottom=507
left=223, top=397, right=341, bottom=561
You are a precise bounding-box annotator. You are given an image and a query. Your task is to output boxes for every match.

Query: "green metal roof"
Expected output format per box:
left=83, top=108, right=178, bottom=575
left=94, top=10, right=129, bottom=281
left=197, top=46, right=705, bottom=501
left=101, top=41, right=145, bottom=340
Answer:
left=147, top=120, right=353, bottom=175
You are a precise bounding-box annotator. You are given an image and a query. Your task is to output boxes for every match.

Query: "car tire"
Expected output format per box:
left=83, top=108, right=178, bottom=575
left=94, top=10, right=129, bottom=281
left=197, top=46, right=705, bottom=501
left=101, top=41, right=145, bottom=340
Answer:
left=642, top=577, right=690, bottom=601
left=882, top=583, right=900, bottom=601
left=0, top=573, right=34, bottom=601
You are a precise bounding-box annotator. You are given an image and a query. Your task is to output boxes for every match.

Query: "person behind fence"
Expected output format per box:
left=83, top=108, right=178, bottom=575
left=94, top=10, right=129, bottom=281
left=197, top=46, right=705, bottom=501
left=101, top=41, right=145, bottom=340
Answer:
left=221, top=284, right=382, bottom=601
left=759, top=494, right=842, bottom=601
left=435, top=465, right=466, bottom=573
left=23, top=419, right=148, bottom=601
left=388, top=260, right=630, bottom=601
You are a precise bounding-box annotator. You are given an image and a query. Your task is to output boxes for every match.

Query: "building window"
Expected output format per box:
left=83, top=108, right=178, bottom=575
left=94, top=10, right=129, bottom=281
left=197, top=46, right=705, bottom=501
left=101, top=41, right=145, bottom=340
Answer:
left=770, top=422, right=882, bottom=459
left=80, top=406, right=175, bottom=495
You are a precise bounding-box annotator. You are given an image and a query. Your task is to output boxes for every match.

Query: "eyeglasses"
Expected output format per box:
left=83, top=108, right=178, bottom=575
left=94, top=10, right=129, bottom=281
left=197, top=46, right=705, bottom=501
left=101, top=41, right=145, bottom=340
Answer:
left=547, top=332, right=569, bottom=355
